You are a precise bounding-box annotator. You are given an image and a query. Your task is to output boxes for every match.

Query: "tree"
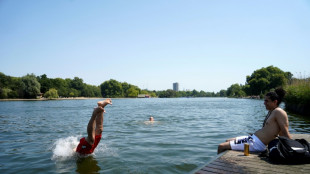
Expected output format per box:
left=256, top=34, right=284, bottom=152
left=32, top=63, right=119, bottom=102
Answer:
left=0, top=88, right=12, bottom=99
left=219, top=90, right=227, bottom=97
left=192, top=89, right=199, bottom=97
left=51, top=78, right=70, bottom=97
left=149, top=91, right=157, bottom=97
left=69, top=77, right=85, bottom=96
left=10, top=77, right=25, bottom=98
left=21, top=74, right=41, bottom=98
left=37, top=74, right=52, bottom=94
left=122, top=82, right=140, bottom=97
left=100, top=79, right=123, bottom=98
left=68, top=88, right=79, bottom=97
left=246, top=66, right=291, bottom=95
left=157, top=89, right=178, bottom=98
left=199, top=90, right=207, bottom=97
left=82, top=84, right=102, bottom=97
left=127, top=86, right=139, bottom=98
left=227, top=84, right=246, bottom=97
left=0, top=72, right=10, bottom=87
left=122, top=82, right=131, bottom=97
left=44, top=88, right=59, bottom=99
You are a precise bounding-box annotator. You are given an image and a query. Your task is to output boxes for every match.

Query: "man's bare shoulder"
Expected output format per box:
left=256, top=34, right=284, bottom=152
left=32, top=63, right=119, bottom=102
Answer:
left=273, top=108, right=287, bottom=118
left=274, top=107, right=286, bottom=113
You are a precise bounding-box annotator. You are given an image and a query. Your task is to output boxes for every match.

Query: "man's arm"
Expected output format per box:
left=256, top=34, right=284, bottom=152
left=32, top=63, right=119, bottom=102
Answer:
left=275, top=109, right=292, bottom=139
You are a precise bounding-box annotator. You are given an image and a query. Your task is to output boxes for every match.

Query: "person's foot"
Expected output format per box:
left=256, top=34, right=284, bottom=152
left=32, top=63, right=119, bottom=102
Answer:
left=97, top=98, right=112, bottom=108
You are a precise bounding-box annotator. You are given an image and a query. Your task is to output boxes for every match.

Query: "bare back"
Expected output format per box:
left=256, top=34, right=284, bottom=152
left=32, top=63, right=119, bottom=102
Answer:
left=254, top=108, right=291, bottom=145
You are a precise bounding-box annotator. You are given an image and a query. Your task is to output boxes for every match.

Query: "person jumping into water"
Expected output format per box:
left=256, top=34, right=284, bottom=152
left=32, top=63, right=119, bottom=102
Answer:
left=75, top=98, right=112, bottom=155
left=217, top=88, right=291, bottom=154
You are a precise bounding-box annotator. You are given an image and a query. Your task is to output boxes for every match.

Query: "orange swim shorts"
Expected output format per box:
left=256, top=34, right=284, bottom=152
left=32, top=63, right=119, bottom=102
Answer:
left=76, top=134, right=102, bottom=154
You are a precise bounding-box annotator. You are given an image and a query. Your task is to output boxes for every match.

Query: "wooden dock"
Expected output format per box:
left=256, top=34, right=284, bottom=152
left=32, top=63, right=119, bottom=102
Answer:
left=192, top=134, right=310, bottom=174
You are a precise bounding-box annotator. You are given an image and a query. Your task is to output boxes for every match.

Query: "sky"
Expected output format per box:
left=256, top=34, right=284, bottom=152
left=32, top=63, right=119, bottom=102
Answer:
left=1, top=0, right=310, bottom=92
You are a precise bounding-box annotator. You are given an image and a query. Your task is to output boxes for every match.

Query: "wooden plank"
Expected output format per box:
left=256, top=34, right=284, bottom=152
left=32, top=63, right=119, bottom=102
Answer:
left=192, top=134, right=310, bottom=174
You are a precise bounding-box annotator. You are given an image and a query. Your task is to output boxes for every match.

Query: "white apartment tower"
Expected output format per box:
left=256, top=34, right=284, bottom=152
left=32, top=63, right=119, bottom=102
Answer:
left=173, top=82, right=179, bottom=92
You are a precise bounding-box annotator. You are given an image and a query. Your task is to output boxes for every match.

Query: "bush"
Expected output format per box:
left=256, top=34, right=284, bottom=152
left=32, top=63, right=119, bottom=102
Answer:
left=285, top=78, right=310, bottom=105
left=285, top=78, right=310, bottom=116
left=44, top=88, right=59, bottom=99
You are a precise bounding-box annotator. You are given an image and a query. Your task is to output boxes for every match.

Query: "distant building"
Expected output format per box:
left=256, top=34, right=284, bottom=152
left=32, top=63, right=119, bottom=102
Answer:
left=138, top=94, right=150, bottom=98
left=173, top=82, right=179, bottom=92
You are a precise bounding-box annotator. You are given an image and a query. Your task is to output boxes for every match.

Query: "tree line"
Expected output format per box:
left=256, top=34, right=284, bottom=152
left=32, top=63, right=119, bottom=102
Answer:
left=226, top=66, right=292, bottom=98
left=0, top=65, right=293, bottom=99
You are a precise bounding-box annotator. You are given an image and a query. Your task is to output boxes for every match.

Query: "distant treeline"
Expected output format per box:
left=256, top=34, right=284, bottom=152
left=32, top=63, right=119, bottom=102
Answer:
left=0, top=65, right=294, bottom=99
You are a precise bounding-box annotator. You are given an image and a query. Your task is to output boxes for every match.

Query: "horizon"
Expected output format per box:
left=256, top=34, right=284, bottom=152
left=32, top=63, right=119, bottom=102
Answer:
left=1, top=0, right=310, bottom=92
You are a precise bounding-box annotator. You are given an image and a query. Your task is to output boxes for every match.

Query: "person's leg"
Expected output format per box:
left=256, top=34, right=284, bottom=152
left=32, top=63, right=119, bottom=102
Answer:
left=86, top=107, right=104, bottom=145
left=95, top=111, right=103, bottom=135
left=226, top=138, right=236, bottom=142
left=95, top=98, right=112, bottom=135
left=218, top=141, right=231, bottom=154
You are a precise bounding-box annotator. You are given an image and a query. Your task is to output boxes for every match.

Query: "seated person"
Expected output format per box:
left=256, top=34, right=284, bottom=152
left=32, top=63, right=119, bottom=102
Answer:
left=217, top=88, right=291, bottom=154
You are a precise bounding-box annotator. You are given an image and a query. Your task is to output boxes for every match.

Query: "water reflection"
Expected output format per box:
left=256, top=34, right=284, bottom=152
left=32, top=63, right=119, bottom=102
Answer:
left=288, top=112, right=310, bottom=133
left=76, top=156, right=101, bottom=174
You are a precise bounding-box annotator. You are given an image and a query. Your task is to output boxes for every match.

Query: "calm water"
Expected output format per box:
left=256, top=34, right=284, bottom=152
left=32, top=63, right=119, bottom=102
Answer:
left=0, top=98, right=309, bottom=174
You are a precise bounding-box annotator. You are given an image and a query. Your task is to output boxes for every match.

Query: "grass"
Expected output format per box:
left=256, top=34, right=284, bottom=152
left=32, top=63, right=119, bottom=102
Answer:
left=285, top=78, right=310, bottom=104
left=284, top=77, right=310, bottom=116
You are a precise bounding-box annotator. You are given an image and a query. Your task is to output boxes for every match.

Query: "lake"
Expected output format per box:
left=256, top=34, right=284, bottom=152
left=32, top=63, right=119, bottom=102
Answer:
left=0, top=98, right=309, bottom=174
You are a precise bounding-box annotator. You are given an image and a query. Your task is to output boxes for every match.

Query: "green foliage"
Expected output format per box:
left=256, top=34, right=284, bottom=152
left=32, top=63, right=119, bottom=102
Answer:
left=68, top=88, right=80, bottom=97
left=52, top=78, right=70, bottom=97
left=149, top=91, right=157, bottom=97
left=44, top=88, right=59, bottom=99
left=155, top=89, right=221, bottom=98
left=0, top=88, right=12, bottom=99
left=227, top=84, right=246, bottom=97
left=0, top=73, right=24, bottom=98
left=127, top=86, right=139, bottom=98
left=219, top=90, right=227, bottom=97
left=285, top=78, right=310, bottom=104
left=157, top=89, right=178, bottom=98
left=100, top=79, right=124, bottom=98
left=246, top=66, right=290, bottom=95
left=284, top=77, right=310, bottom=116
left=122, top=82, right=140, bottom=97
left=82, top=84, right=101, bottom=97
left=138, top=89, right=156, bottom=97
left=37, top=74, right=52, bottom=94
left=70, top=77, right=84, bottom=92
left=0, top=73, right=102, bottom=99
left=21, top=74, right=41, bottom=98
left=0, top=65, right=296, bottom=100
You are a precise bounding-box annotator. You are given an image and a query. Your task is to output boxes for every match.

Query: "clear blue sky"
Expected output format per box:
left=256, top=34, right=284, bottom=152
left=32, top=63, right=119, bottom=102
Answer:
left=1, top=0, right=310, bottom=92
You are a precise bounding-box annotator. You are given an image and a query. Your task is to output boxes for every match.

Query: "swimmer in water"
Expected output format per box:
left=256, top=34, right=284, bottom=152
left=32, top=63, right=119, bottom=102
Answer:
left=75, top=98, right=112, bottom=155
left=149, top=116, right=154, bottom=122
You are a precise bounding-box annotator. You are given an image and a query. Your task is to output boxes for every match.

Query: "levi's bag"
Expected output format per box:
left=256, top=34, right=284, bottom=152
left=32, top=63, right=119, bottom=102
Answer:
left=268, top=136, right=310, bottom=164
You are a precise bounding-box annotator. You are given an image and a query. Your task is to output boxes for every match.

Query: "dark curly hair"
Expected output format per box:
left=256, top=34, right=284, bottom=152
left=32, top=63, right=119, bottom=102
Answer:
left=265, top=88, right=286, bottom=106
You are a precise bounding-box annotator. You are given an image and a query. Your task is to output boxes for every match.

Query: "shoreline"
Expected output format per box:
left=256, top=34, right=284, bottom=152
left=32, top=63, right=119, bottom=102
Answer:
left=0, top=97, right=260, bottom=101
left=0, top=97, right=152, bottom=101
left=0, top=97, right=103, bottom=101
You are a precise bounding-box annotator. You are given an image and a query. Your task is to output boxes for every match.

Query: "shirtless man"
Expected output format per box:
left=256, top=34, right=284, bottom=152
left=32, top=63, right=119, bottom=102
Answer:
left=217, top=88, right=291, bottom=154
left=75, top=99, right=112, bottom=155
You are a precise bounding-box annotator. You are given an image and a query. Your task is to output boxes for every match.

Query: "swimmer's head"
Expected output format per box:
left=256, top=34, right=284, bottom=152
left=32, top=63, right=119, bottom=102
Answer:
left=149, top=116, right=154, bottom=121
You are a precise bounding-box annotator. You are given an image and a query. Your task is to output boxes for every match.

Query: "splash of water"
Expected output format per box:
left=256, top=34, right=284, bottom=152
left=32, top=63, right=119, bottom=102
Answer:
left=51, top=136, right=80, bottom=160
